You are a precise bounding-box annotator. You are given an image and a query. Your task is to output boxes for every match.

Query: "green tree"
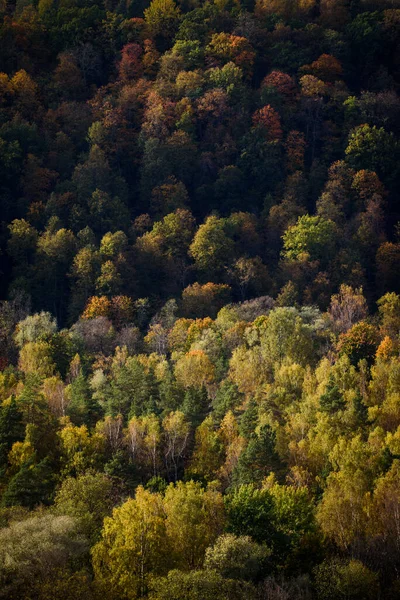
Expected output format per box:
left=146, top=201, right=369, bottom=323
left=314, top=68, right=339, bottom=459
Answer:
left=54, top=472, right=115, bottom=543
left=345, top=124, right=399, bottom=181
left=144, top=0, right=181, bottom=45
left=0, top=514, right=88, bottom=600
left=204, top=534, right=270, bottom=582
left=1, top=457, right=56, bottom=508
left=0, top=398, right=24, bottom=479
left=149, top=569, right=256, bottom=600
left=282, top=215, right=337, bottom=263
left=314, top=559, right=379, bottom=600
left=189, top=216, right=235, bottom=276
left=225, top=484, right=275, bottom=545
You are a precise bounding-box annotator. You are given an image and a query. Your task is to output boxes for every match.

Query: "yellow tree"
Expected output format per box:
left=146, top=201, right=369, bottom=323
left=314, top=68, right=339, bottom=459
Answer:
left=162, top=411, right=190, bottom=481
left=218, top=411, right=246, bottom=487
left=164, top=480, right=225, bottom=570
left=92, top=486, right=169, bottom=599
left=58, top=417, right=105, bottom=476
left=174, top=350, right=216, bottom=391
left=188, top=415, right=223, bottom=482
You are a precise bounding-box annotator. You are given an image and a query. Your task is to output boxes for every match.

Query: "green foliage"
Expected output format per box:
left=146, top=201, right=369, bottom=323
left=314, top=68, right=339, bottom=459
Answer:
left=1, top=0, right=400, bottom=595
left=1, top=457, right=56, bottom=509
left=54, top=472, right=115, bottom=543
left=0, top=398, right=24, bottom=479
left=204, top=534, right=271, bottom=582
left=149, top=569, right=256, bottom=600
left=345, top=124, right=399, bottom=180
left=225, top=484, right=275, bottom=545
left=0, top=513, right=88, bottom=600
left=282, top=215, right=337, bottom=263
left=314, top=559, right=380, bottom=600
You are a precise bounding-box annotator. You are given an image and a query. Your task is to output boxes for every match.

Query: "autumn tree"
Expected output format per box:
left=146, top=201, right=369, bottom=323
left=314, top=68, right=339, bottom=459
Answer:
left=92, top=487, right=170, bottom=599
left=164, top=480, right=225, bottom=569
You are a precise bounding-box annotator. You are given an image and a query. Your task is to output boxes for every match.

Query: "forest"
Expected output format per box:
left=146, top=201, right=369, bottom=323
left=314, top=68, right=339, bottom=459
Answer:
left=0, top=0, right=400, bottom=597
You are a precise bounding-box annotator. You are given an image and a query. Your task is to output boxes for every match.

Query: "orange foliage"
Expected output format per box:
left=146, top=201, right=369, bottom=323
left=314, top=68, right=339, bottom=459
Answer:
left=302, top=54, right=343, bottom=83
left=376, top=336, right=396, bottom=361
left=111, top=296, right=134, bottom=327
left=352, top=170, right=385, bottom=202
left=262, top=70, right=296, bottom=96
left=252, top=105, right=282, bottom=142
left=285, top=130, right=306, bottom=171
left=182, top=282, right=232, bottom=318
left=82, top=296, right=112, bottom=319
left=206, top=33, right=255, bottom=78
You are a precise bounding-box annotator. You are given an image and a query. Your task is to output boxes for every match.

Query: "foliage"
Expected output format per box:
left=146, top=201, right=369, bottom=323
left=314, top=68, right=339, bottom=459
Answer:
left=0, top=0, right=400, bottom=595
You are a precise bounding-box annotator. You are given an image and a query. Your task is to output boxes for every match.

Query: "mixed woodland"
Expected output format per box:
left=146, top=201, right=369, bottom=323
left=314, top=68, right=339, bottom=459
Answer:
left=1, top=0, right=400, bottom=597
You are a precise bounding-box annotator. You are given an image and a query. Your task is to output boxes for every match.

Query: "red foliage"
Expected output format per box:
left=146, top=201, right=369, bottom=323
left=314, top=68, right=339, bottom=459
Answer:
left=118, top=43, right=143, bottom=82
left=262, top=70, right=296, bottom=96
left=252, top=105, right=283, bottom=142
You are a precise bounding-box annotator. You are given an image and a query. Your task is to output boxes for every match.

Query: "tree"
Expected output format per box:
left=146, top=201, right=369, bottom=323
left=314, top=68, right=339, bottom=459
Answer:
left=317, top=468, right=370, bottom=551
left=345, top=124, right=399, bottom=181
left=262, top=71, right=296, bottom=97
left=0, top=514, right=88, bottom=600
left=174, top=350, right=215, bottom=391
left=149, top=569, right=256, bottom=600
left=162, top=411, right=190, bottom=481
left=18, top=341, right=56, bottom=378
left=204, top=534, right=270, bottom=581
left=230, top=257, right=268, bottom=301
left=259, top=307, right=316, bottom=368
left=82, top=296, right=112, bottom=319
left=319, top=375, right=345, bottom=413
left=7, top=219, right=37, bottom=274
left=42, top=376, right=68, bottom=417
left=189, top=216, right=234, bottom=276
left=144, top=0, right=181, bottom=45
left=164, top=480, right=225, bottom=569
left=126, top=414, right=161, bottom=478
left=188, top=416, right=223, bottom=482
left=376, top=243, right=400, bottom=294
left=301, top=54, right=343, bottom=83
left=233, top=425, right=281, bottom=486
left=368, top=460, right=400, bottom=566
left=36, top=225, right=77, bottom=320
left=1, top=457, right=56, bottom=508
left=329, top=285, right=368, bottom=334
left=92, top=487, right=169, bottom=599
left=14, top=311, right=57, bottom=347
left=337, top=321, right=379, bottom=366
left=266, top=479, right=317, bottom=568
left=58, top=418, right=105, bottom=477
left=225, top=484, right=275, bottom=545
left=118, top=43, right=143, bottom=82
left=314, top=559, right=379, bottom=600
left=0, top=398, right=24, bottom=479
left=252, top=105, right=282, bottom=142
left=205, top=33, right=255, bottom=79
left=54, top=472, right=115, bottom=543
left=182, top=283, right=232, bottom=319
left=285, top=131, right=306, bottom=172
left=282, top=215, right=337, bottom=263
left=255, top=0, right=315, bottom=20
left=377, top=292, right=400, bottom=340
